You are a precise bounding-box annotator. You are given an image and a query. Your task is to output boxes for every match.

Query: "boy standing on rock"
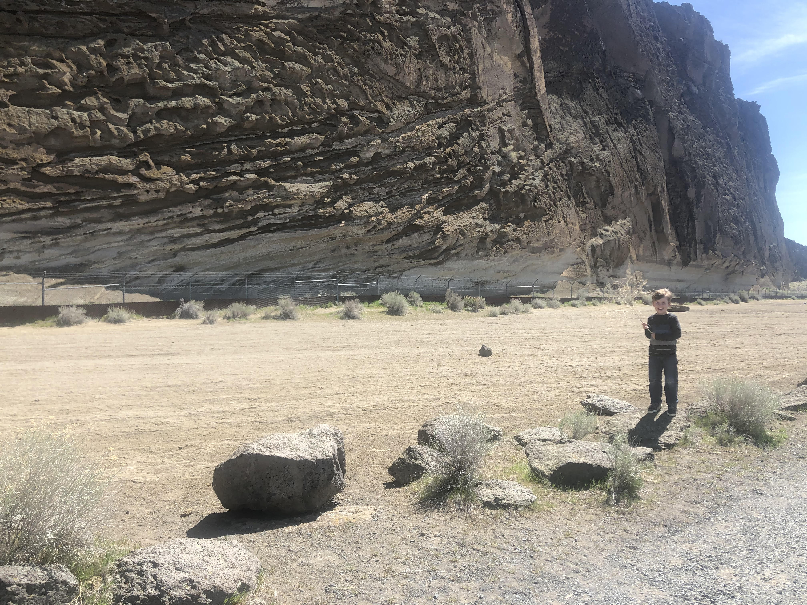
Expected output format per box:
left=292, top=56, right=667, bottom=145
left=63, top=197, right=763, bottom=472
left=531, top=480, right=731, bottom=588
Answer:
left=640, top=288, right=681, bottom=416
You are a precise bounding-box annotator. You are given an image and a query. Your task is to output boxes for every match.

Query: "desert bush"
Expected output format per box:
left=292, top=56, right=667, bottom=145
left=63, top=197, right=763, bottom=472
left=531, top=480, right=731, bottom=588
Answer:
left=728, top=294, right=741, bottom=304
left=102, top=307, right=131, bottom=324
left=463, top=296, right=486, bottom=312
left=696, top=299, right=706, bottom=306
left=56, top=306, right=88, bottom=327
left=569, top=299, right=585, bottom=308
left=531, top=298, right=547, bottom=309
left=699, top=377, right=781, bottom=445
left=406, top=291, right=424, bottom=307
left=421, top=412, right=491, bottom=503
left=173, top=299, right=204, bottom=319
left=606, top=433, right=643, bottom=505
left=559, top=410, right=598, bottom=440
left=500, top=300, right=529, bottom=315
left=486, top=307, right=501, bottom=317
left=749, top=291, right=762, bottom=301
left=0, top=431, right=108, bottom=566
left=641, top=293, right=653, bottom=305
left=201, top=310, right=219, bottom=324
left=546, top=299, right=562, bottom=309
left=277, top=296, right=300, bottom=320
left=444, top=289, right=464, bottom=312
left=381, top=291, right=410, bottom=316
left=340, top=299, right=364, bottom=320
left=222, top=302, right=256, bottom=320
left=737, top=290, right=750, bottom=303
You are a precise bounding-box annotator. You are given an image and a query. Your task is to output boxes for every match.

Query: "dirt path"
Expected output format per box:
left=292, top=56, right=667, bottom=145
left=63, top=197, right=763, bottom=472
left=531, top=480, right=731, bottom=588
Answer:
left=1, top=301, right=806, bottom=603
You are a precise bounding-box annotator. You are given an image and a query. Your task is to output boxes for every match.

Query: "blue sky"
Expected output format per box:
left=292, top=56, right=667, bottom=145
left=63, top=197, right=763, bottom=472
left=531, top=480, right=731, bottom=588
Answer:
left=668, top=0, right=806, bottom=245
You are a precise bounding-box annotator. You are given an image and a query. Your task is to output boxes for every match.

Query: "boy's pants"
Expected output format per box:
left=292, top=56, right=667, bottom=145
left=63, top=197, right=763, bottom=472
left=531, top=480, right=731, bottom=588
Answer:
left=649, top=354, right=678, bottom=412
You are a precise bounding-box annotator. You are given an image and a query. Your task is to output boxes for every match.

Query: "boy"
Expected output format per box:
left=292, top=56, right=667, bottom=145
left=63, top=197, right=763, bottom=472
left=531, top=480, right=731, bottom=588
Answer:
left=640, top=288, right=681, bottom=416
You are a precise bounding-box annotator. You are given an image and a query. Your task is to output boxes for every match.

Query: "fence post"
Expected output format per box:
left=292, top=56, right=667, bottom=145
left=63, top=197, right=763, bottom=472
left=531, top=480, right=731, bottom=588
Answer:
left=245, top=275, right=248, bottom=300
left=41, top=271, right=45, bottom=306
left=188, top=278, right=192, bottom=301
left=336, top=280, right=340, bottom=303
left=122, top=276, right=126, bottom=304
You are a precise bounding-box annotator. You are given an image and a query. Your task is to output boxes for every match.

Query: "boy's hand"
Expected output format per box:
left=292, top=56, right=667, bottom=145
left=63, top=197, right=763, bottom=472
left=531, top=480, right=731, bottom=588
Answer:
left=640, top=320, right=649, bottom=330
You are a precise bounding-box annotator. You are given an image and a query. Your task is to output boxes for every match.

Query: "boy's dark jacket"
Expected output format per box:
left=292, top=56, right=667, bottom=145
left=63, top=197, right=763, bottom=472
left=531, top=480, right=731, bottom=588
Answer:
left=645, top=313, right=681, bottom=356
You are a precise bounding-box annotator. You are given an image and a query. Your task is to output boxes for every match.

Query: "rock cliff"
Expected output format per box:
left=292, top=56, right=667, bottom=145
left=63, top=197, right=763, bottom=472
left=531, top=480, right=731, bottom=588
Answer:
left=0, top=0, right=793, bottom=287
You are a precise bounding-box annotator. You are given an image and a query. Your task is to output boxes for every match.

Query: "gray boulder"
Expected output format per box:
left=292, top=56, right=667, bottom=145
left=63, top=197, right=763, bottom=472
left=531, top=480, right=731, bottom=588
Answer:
left=213, top=424, right=345, bottom=515
left=598, top=412, right=689, bottom=450
left=0, top=565, right=78, bottom=605
left=388, top=445, right=444, bottom=485
left=526, top=441, right=612, bottom=487
left=478, top=345, right=492, bottom=357
left=476, top=480, right=536, bottom=509
left=111, top=538, right=260, bottom=605
left=581, top=394, right=638, bottom=416
left=513, top=427, right=567, bottom=447
left=418, top=416, right=502, bottom=450
left=780, top=385, right=807, bottom=412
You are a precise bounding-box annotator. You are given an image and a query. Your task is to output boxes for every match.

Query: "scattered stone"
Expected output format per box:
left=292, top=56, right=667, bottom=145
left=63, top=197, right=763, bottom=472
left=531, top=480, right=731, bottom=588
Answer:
left=212, top=424, right=345, bottom=515
left=418, top=416, right=503, bottom=450
left=476, top=480, right=536, bottom=509
left=780, top=385, right=807, bottom=412
left=111, top=538, right=260, bottom=605
left=478, top=345, right=492, bottom=357
left=525, top=441, right=612, bottom=487
left=581, top=394, right=638, bottom=416
left=388, top=445, right=444, bottom=485
left=0, top=565, right=78, bottom=605
left=774, top=410, right=797, bottom=421
left=513, top=427, right=567, bottom=447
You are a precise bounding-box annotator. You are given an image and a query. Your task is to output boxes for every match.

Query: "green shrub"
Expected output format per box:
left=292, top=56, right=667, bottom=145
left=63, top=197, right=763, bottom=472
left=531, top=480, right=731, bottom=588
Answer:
left=406, top=291, right=423, bottom=307
left=463, top=296, right=486, bottom=312
left=569, top=299, right=585, bottom=308
left=699, top=377, right=781, bottom=445
left=737, top=290, right=750, bottom=303
left=445, top=289, right=464, bottom=312
left=277, top=296, right=299, bottom=320
left=546, top=299, right=562, bottom=309
left=531, top=298, right=547, bottom=309
left=0, top=431, right=109, bottom=566
left=381, top=291, right=410, bottom=316
left=222, top=302, right=256, bottom=320
left=486, top=307, right=500, bottom=317
left=56, top=306, right=88, bottom=327
left=559, top=410, right=598, bottom=440
left=749, top=291, right=762, bottom=301
left=606, top=433, right=643, bottom=505
left=173, top=300, right=204, bottom=319
left=340, top=299, right=364, bottom=320
left=728, top=294, right=741, bottom=304
left=102, top=307, right=131, bottom=324
left=201, top=310, right=219, bottom=324
left=500, top=300, right=529, bottom=315
left=696, top=299, right=706, bottom=306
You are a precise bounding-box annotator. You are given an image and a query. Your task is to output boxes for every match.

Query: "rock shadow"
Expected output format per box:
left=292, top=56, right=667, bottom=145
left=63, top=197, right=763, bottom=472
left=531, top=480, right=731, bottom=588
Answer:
left=628, top=412, right=674, bottom=449
left=186, top=504, right=336, bottom=539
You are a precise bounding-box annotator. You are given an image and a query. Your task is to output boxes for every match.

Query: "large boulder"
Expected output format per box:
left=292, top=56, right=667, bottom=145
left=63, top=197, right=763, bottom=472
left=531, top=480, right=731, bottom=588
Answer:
left=417, top=416, right=503, bottom=451
left=526, top=441, right=612, bottom=487
left=581, top=394, right=638, bottom=416
left=476, top=480, right=536, bottom=509
left=0, top=565, right=78, bottom=605
left=598, top=412, right=689, bottom=450
left=513, top=427, right=567, bottom=447
left=388, top=445, right=444, bottom=486
left=111, top=538, right=260, bottom=605
left=213, top=425, right=345, bottom=515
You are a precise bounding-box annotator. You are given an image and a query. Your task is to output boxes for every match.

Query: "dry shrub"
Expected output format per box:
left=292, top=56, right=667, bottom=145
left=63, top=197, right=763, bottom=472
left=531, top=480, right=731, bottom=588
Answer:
left=102, top=307, right=131, bottom=324
left=201, top=310, right=219, bottom=324
left=222, top=302, right=256, bottom=320
left=499, top=299, right=529, bottom=315
left=737, top=290, right=750, bottom=303
left=487, top=307, right=501, bottom=317
left=56, top=306, right=88, bottom=327
left=463, top=296, right=486, bottom=312
left=381, top=291, right=409, bottom=316
left=531, top=298, right=547, bottom=309
left=699, top=377, right=781, bottom=445
left=569, top=299, right=585, bottom=308
left=546, top=299, right=562, bottom=309
left=277, top=296, right=300, bottom=320
left=340, top=299, right=364, bottom=320
left=444, top=289, right=464, bottom=312
left=0, top=431, right=108, bottom=566
left=606, top=433, right=643, bottom=505
left=559, top=410, right=598, bottom=440
left=406, top=291, right=424, bottom=307
left=173, top=299, right=203, bottom=319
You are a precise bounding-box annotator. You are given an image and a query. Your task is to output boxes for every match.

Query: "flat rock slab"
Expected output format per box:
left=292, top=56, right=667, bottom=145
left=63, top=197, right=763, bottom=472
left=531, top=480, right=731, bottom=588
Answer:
left=526, top=441, right=612, bottom=487
left=388, top=444, right=444, bottom=485
left=780, top=385, right=807, bottom=412
left=213, top=424, right=345, bottom=514
left=598, top=412, right=689, bottom=450
left=112, top=538, right=260, bottom=605
left=581, top=394, right=638, bottom=416
left=513, top=427, right=567, bottom=447
left=476, top=480, right=536, bottom=509
left=0, top=565, right=78, bottom=605
left=418, top=416, right=502, bottom=450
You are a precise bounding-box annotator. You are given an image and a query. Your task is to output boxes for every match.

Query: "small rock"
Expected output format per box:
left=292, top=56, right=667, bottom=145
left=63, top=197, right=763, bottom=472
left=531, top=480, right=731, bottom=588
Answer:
left=479, top=345, right=492, bottom=357
left=0, top=565, right=78, bottom=605
left=525, top=440, right=612, bottom=487
left=388, top=445, right=444, bottom=485
left=418, top=415, right=503, bottom=450
left=513, top=427, right=567, bottom=446
left=476, top=480, right=536, bottom=509
left=581, top=394, right=638, bottom=416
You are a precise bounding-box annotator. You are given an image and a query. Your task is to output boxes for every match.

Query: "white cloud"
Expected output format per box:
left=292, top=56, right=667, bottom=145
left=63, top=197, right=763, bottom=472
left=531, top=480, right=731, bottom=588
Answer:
left=746, top=73, right=807, bottom=95
left=733, top=32, right=807, bottom=66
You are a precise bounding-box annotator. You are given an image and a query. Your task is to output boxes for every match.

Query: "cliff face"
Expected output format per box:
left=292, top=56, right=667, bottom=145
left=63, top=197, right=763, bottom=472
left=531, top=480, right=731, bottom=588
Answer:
left=0, top=0, right=791, bottom=285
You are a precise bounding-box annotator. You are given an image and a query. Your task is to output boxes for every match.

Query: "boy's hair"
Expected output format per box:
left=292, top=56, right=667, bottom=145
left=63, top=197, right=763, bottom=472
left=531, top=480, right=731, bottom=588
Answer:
left=651, top=288, right=673, bottom=302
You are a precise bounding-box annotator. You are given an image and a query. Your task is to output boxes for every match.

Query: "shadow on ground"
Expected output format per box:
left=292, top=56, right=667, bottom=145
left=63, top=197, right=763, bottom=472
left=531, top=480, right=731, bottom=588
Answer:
left=186, top=505, right=335, bottom=538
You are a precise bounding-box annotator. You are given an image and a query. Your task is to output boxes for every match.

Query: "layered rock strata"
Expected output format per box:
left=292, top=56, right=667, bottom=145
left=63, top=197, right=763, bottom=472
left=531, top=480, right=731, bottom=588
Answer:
left=0, top=0, right=792, bottom=285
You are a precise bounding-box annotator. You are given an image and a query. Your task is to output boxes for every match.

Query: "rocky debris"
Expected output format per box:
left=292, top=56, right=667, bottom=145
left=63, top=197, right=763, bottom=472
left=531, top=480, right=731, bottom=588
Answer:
left=388, top=445, right=444, bottom=486
left=598, top=411, right=689, bottom=450
left=513, top=427, right=567, bottom=447
left=111, top=538, right=260, bottom=605
left=780, top=385, right=807, bottom=412
left=630, top=447, right=656, bottom=462
left=0, top=565, right=78, bottom=605
left=212, top=424, right=345, bottom=515
left=525, top=441, right=612, bottom=487
left=580, top=394, right=638, bottom=416
left=774, top=410, right=797, bottom=422
left=476, top=480, right=536, bottom=509
left=478, top=345, right=492, bottom=357
left=418, top=416, right=503, bottom=451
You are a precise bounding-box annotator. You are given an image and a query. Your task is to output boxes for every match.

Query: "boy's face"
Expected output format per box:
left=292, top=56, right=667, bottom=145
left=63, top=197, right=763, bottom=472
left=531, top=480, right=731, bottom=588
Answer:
left=652, top=297, right=670, bottom=314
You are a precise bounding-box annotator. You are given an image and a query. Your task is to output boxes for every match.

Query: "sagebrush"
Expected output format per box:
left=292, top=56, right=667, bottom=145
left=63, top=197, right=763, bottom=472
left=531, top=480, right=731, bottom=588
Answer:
left=463, top=296, right=486, bottom=312
left=173, top=300, right=203, bottom=319
left=531, top=298, right=547, bottom=309
left=276, top=296, right=300, bottom=320
left=102, top=307, right=131, bottom=324
left=606, top=433, right=643, bottom=504
left=57, top=306, right=88, bottom=327
left=0, top=431, right=109, bottom=566
left=340, top=299, right=364, bottom=320
left=445, top=289, right=464, bottom=312
left=406, top=291, right=423, bottom=307
left=699, top=377, right=781, bottom=445
left=222, top=302, right=256, bottom=320
left=381, top=291, right=409, bottom=316
left=546, top=299, right=562, bottom=309
left=201, top=310, right=219, bottom=324
left=500, top=299, right=529, bottom=315
left=559, top=410, right=598, bottom=440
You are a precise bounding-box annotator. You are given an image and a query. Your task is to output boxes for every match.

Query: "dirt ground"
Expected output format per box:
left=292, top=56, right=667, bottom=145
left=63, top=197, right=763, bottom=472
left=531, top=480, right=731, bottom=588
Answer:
left=2, top=300, right=806, bottom=603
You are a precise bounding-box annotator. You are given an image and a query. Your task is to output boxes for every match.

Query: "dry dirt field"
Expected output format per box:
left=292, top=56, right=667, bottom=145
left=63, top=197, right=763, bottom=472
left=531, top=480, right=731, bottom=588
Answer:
left=2, top=300, right=807, bottom=604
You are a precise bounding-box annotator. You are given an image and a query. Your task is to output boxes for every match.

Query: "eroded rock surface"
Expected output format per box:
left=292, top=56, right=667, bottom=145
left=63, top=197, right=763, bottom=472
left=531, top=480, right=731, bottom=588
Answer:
left=418, top=415, right=503, bottom=451
left=0, top=565, right=78, bottom=605
left=388, top=444, right=444, bottom=486
left=525, top=440, right=612, bottom=487
left=476, top=480, right=536, bottom=509
left=513, top=426, right=566, bottom=447
left=581, top=394, right=638, bottom=416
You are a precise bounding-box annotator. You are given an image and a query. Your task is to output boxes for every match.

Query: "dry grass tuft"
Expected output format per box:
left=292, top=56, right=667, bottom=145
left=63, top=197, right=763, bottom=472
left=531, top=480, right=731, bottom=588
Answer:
left=173, top=300, right=204, bottom=319
left=102, top=307, right=131, bottom=324
left=606, top=433, right=643, bottom=505
left=698, top=377, right=782, bottom=445
left=340, top=299, right=364, bottom=320
left=559, top=410, right=598, bottom=440
left=56, top=306, right=88, bottom=327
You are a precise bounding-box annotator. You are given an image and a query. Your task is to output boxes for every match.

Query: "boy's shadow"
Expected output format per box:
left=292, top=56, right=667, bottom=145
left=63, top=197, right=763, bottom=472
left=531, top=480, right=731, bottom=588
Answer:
left=186, top=504, right=335, bottom=539
left=628, top=413, right=674, bottom=449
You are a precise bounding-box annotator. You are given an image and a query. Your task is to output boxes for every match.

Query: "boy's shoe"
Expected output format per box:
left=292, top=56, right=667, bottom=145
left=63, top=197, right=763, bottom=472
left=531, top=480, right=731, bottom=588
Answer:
left=647, top=405, right=661, bottom=414
left=667, top=411, right=677, bottom=417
